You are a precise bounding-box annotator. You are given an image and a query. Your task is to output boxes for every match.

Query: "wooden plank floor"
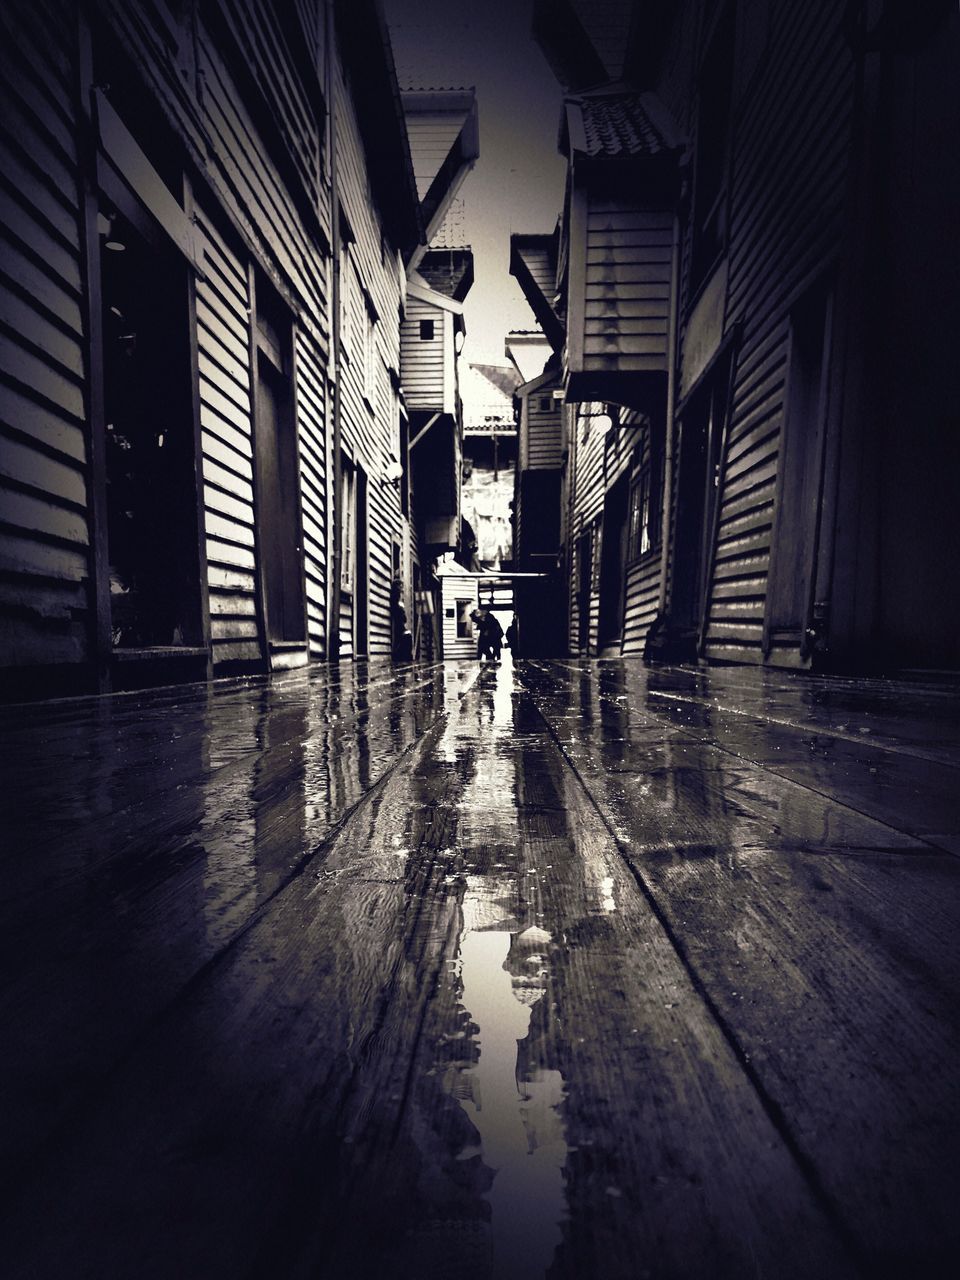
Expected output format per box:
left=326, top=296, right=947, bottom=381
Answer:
left=1, top=658, right=958, bottom=1277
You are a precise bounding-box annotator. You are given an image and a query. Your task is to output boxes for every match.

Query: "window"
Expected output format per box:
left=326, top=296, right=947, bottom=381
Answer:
left=456, top=599, right=475, bottom=639
left=364, top=305, right=376, bottom=403
left=419, top=318, right=434, bottom=341
left=539, top=396, right=551, bottom=412
left=339, top=242, right=351, bottom=351
left=340, top=454, right=356, bottom=593
left=691, top=3, right=735, bottom=291
left=627, top=426, right=664, bottom=562
left=591, top=519, right=603, bottom=593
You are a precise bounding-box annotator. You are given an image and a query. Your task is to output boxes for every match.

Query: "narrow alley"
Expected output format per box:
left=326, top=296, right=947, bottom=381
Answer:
left=2, top=658, right=959, bottom=1278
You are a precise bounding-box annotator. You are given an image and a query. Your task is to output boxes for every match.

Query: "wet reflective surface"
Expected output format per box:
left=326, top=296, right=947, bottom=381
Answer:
left=2, top=658, right=959, bottom=1277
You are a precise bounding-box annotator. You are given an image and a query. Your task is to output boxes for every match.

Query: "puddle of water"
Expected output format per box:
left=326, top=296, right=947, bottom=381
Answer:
left=454, top=926, right=568, bottom=1280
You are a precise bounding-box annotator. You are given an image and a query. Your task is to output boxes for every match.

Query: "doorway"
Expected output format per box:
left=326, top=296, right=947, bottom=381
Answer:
left=576, top=530, right=592, bottom=652
left=254, top=282, right=305, bottom=650
left=100, top=203, right=202, bottom=649
left=598, top=472, right=629, bottom=650
left=672, top=353, right=731, bottom=636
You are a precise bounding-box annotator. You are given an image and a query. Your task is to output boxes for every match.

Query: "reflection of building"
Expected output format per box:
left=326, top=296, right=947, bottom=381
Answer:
left=515, top=0, right=960, bottom=673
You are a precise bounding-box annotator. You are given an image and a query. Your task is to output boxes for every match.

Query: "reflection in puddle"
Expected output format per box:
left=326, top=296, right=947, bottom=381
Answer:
left=454, top=922, right=568, bottom=1279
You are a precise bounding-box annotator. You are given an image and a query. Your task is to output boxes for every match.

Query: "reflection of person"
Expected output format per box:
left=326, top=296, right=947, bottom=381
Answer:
left=471, top=608, right=503, bottom=661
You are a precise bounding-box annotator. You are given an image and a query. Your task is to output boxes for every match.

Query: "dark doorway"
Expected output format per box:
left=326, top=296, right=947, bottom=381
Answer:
left=576, top=530, right=592, bottom=652
left=672, top=355, right=730, bottom=636
left=100, top=203, right=202, bottom=649
left=254, top=282, right=305, bottom=649
left=598, top=472, right=629, bottom=650
left=355, top=465, right=369, bottom=656
left=764, top=287, right=832, bottom=657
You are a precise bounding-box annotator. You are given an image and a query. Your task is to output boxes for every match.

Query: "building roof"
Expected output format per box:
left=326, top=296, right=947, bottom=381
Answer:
left=563, top=89, right=684, bottom=159
left=401, top=90, right=479, bottom=265
left=472, top=363, right=522, bottom=398
left=508, top=231, right=564, bottom=354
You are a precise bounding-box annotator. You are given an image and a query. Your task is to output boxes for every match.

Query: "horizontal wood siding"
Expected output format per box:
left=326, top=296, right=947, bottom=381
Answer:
left=196, top=6, right=332, bottom=661
left=580, top=201, right=673, bottom=374
left=0, top=0, right=90, bottom=668
left=622, top=416, right=663, bottom=655
left=698, top=3, right=854, bottom=664
left=195, top=202, right=260, bottom=667
left=295, top=328, right=328, bottom=659
left=567, top=411, right=607, bottom=655
left=334, top=51, right=408, bottom=661
left=400, top=297, right=444, bottom=411
left=527, top=395, right=563, bottom=469
left=518, top=242, right=557, bottom=304
left=406, top=112, right=463, bottom=200
left=440, top=579, right=478, bottom=659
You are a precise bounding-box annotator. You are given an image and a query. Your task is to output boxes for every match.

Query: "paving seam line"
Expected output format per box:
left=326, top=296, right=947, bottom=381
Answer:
left=10, top=666, right=450, bottom=880
left=538, top=659, right=956, bottom=859
left=515, top=666, right=869, bottom=1279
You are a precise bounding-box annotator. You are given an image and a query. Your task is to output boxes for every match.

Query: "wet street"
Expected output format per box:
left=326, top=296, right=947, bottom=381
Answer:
left=2, top=658, right=960, bottom=1278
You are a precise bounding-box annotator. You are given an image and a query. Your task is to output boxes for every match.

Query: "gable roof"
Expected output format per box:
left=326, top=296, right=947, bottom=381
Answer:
left=509, top=231, right=564, bottom=353
left=402, top=90, right=479, bottom=265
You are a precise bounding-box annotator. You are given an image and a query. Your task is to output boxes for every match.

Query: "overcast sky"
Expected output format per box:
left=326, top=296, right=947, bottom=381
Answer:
left=384, top=0, right=566, bottom=368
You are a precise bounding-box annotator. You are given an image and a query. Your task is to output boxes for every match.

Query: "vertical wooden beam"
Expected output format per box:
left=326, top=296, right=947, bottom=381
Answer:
left=327, top=0, right=343, bottom=661
left=289, top=321, right=311, bottom=651
left=658, top=212, right=681, bottom=614
left=183, top=172, right=213, bottom=679
left=565, top=167, right=588, bottom=386
left=76, top=12, right=112, bottom=693
left=245, top=261, right=270, bottom=670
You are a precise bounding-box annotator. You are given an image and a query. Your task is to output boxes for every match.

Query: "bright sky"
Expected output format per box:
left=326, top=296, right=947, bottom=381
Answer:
left=384, top=0, right=566, bottom=369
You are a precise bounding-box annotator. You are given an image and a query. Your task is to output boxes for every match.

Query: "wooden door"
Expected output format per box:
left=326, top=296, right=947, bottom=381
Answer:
left=598, top=473, right=629, bottom=648
left=255, top=355, right=305, bottom=645
left=764, top=288, right=833, bottom=658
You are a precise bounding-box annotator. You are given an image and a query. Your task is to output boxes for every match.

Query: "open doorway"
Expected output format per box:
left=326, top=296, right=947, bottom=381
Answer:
left=100, top=202, right=202, bottom=650
left=598, top=472, right=629, bottom=651
left=253, top=278, right=305, bottom=652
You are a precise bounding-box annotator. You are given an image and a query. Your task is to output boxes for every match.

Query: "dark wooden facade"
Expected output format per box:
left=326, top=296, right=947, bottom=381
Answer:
left=522, top=0, right=960, bottom=673
left=0, top=0, right=425, bottom=695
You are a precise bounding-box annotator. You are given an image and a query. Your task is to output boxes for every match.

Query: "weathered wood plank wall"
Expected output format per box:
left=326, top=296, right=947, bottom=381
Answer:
left=671, top=1, right=854, bottom=664
left=332, top=46, right=406, bottom=660
left=0, top=0, right=90, bottom=672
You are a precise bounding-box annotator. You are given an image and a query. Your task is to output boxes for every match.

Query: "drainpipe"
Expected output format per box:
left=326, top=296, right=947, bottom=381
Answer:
left=327, top=0, right=343, bottom=661
left=657, top=209, right=681, bottom=613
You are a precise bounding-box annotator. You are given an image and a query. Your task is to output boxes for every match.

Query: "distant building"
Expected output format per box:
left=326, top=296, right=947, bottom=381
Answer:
left=400, top=89, right=479, bottom=656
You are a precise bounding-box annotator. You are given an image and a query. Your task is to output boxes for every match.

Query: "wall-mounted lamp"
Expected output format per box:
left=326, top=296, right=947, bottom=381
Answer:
left=97, top=210, right=126, bottom=252
left=380, top=459, right=404, bottom=489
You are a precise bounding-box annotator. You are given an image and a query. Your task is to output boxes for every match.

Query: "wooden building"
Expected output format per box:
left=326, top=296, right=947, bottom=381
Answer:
left=0, top=0, right=427, bottom=696
left=520, top=0, right=960, bottom=672
left=399, top=90, right=478, bottom=656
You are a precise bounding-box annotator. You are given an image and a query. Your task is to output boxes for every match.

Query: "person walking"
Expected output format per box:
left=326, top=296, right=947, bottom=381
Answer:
left=471, top=608, right=503, bottom=662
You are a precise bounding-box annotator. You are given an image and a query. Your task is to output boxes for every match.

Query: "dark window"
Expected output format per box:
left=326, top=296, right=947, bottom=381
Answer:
left=627, top=425, right=665, bottom=561
left=691, top=3, right=736, bottom=291
left=100, top=203, right=202, bottom=650
left=456, top=599, right=474, bottom=639
left=419, top=319, right=434, bottom=340
left=539, top=396, right=551, bottom=412
left=254, top=274, right=305, bottom=643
